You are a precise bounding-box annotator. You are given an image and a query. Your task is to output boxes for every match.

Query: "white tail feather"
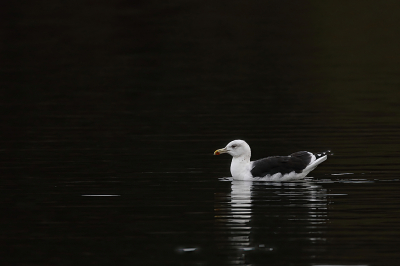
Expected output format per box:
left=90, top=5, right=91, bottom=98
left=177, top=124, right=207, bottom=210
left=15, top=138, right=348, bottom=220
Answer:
left=303, top=155, right=327, bottom=174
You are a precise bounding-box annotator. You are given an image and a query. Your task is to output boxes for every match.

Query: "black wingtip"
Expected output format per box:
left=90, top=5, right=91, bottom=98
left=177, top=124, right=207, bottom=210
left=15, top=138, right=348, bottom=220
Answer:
left=315, top=150, right=333, bottom=158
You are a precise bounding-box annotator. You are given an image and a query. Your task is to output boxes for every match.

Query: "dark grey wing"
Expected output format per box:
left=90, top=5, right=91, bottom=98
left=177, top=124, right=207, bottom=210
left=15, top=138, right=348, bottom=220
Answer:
left=290, top=151, right=313, bottom=165
left=250, top=151, right=312, bottom=178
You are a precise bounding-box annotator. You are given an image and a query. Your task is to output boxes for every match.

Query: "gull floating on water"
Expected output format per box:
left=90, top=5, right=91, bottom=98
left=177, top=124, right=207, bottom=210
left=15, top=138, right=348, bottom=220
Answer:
left=214, top=140, right=329, bottom=181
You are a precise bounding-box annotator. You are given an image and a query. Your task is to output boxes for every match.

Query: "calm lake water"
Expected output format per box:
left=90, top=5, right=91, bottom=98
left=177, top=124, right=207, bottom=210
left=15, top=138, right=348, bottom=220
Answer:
left=2, top=1, right=400, bottom=265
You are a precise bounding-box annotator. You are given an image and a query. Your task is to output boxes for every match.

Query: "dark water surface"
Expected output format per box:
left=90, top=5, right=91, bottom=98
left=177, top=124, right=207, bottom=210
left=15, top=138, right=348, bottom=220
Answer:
left=2, top=1, right=400, bottom=265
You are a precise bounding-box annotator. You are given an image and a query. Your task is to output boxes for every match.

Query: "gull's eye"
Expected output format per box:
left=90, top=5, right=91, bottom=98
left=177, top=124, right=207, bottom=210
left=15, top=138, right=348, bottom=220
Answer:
left=231, top=144, right=237, bottom=149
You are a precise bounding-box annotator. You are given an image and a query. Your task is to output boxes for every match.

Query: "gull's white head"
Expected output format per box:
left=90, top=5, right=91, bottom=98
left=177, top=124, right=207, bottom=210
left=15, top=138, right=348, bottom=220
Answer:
left=214, top=139, right=251, bottom=158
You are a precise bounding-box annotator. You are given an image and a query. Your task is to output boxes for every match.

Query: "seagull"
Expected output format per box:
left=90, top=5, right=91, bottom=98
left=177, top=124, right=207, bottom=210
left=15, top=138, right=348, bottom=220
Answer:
left=214, top=140, right=329, bottom=181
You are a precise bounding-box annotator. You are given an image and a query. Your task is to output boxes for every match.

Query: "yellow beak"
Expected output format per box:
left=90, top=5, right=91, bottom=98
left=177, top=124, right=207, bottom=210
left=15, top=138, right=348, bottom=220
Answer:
left=214, top=148, right=228, bottom=155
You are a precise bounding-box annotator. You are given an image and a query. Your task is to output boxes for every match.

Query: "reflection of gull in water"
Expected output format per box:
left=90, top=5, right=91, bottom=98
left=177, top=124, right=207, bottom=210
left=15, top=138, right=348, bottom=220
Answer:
left=215, top=179, right=330, bottom=265
left=230, top=181, right=252, bottom=224
left=214, top=180, right=253, bottom=265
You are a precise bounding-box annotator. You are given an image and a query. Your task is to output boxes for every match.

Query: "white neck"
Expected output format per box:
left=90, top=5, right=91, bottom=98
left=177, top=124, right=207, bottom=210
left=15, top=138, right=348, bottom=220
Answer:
left=230, top=155, right=252, bottom=180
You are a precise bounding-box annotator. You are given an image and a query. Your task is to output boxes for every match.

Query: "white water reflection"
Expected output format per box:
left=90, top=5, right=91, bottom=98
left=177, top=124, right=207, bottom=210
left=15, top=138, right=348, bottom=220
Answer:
left=229, top=181, right=253, bottom=224
left=216, top=179, right=330, bottom=265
